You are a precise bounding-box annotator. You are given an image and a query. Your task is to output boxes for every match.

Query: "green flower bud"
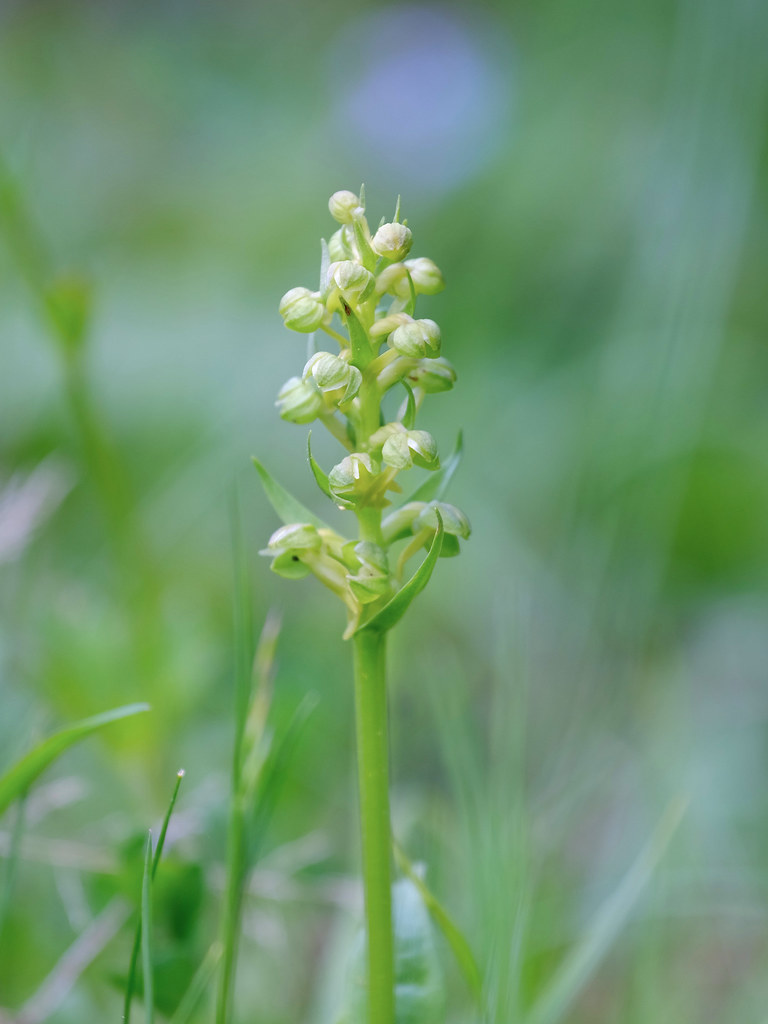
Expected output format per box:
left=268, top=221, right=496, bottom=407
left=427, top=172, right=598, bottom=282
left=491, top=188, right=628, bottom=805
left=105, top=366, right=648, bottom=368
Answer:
left=415, top=501, right=471, bottom=539
left=328, top=228, right=351, bottom=262
left=279, top=286, right=325, bottom=333
left=389, top=318, right=441, bottom=359
left=381, top=501, right=427, bottom=543
left=328, top=190, right=363, bottom=224
left=260, top=523, right=323, bottom=579
left=370, top=311, right=412, bottom=341
left=368, top=421, right=405, bottom=451
left=382, top=427, right=439, bottom=471
left=346, top=541, right=390, bottom=604
left=371, top=222, right=413, bottom=261
left=328, top=260, right=375, bottom=303
left=303, top=351, right=362, bottom=403
left=329, top=452, right=380, bottom=506
left=404, top=257, right=445, bottom=295
left=374, top=262, right=409, bottom=296
left=406, top=356, right=457, bottom=394
left=275, top=376, right=324, bottom=424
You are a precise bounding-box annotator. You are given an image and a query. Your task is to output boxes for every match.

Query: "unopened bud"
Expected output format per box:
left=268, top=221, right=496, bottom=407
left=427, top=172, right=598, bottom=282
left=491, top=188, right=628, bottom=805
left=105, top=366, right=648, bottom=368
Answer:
left=374, top=262, right=409, bottom=296
left=276, top=376, right=324, bottom=424
left=329, top=452, right=379, bottom=505
left=404, top=257, right=445, bottom=295
left=279, top=286, right=325, bottom=333
left=381, top=501, right=427, bottom=542
left=389, top=318, right=441, bottom=359
left=407, top=356, right=457, bottom=394
left=382, top=427, right=439, bottom=471
left=372, top=222, right=413, bottom=261
left=328, top=228, right=351, bottom=262
left=329, top=190, right=363, bottom=224
left=328, top=260, right=375, bottom=303
left=303, top=352, right=362, bottom=403
left=370, top=312, right=413, bottom=340
left=415, top=502, right=471, bottom=539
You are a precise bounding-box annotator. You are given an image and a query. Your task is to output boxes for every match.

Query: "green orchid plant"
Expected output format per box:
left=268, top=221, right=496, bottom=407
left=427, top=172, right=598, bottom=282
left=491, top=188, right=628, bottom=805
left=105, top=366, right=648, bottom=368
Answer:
left=257, top=188, right=469, bottom=1023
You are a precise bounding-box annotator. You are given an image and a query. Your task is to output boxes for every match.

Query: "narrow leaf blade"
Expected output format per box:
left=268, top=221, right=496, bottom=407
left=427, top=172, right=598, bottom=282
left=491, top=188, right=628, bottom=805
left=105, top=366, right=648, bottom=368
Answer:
left=141, top=833, right=155, bottom=1024
left=407, top=430, right=463, bottom=504
left=399, top=381, right=416, bottom=429
left=251, top=456, right=330, bottom=530
left=356, top=513, right=444, bottom=635
left=307, top=433, right=333, bottom=499
left=394, top=842, right=483, bottom=1004
left=0, top=703, right=150, bottom=819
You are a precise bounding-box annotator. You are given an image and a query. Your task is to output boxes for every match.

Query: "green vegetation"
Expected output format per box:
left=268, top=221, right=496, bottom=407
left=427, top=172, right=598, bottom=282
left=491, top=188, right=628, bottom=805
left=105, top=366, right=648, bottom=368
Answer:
left=2, top=2, right=768, bottom=1022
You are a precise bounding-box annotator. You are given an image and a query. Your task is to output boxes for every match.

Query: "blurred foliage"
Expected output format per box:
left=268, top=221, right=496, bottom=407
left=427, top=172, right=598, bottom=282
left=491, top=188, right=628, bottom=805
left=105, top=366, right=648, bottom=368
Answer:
left=1, top=0, right=768, bottom=1021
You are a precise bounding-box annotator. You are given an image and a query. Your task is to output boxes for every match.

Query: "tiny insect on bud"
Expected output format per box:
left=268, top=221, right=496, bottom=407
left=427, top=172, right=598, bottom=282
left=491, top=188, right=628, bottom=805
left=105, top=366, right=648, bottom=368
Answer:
left=328, top=190, right=364, bottom=224
left=371, top=222, right=413, bottom=262
left=275, top=376, right=324, bottom=424
left=279, top=286, right=325, bottom=333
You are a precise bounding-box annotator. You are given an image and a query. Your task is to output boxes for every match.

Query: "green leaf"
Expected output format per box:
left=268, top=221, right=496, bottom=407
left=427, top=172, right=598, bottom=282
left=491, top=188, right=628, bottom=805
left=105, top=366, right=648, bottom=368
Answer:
left=343, top=877, right=445, bottom=1024
left=394, top=842, right=483, bottom=1005
left=251, top=456, right=330, bottom=530
left=352, top=216, right=377, bottom=272
left=399, top=382, right=416, bottom=430
left=526, top=799, right=686, bottom=1024
left=246, top=693, right=318, bottom=860
left=406, top=430, right=463, bottom=505
left=307, top=432, right=333, bottom=499
left=341, top=303, right=373, bottom=365
left=355, top=513, right=444, bottom=635
left=0, top=703, right=150, bottom=820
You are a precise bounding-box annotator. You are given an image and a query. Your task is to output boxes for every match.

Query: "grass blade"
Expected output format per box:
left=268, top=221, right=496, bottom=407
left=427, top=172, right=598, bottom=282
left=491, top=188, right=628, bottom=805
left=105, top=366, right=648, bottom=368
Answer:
left=123, top=770, right=185, bottom=1024
left=394, top=841, right=483, bottom=1005
left=169, top=942, right=223, bottom=1024
left=141, top=833, right=154, bottom=1024
left=355, top=513, right=444, bottom=635
left=251, top=456, right=330, bottom=530
left=0, top=703, right=150, bottom=820
left=526, top=799, right=686, bottom=1024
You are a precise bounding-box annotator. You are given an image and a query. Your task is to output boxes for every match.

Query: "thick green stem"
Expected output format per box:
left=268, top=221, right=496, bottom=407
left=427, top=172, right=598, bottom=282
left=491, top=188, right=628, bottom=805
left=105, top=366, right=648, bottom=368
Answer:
left=353, top=628, right=395, bottom=1024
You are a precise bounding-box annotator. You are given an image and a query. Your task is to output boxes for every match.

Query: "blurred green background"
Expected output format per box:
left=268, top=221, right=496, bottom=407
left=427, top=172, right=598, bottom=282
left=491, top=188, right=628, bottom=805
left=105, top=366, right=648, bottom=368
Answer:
left=1, top=0, right=768, bottom=1020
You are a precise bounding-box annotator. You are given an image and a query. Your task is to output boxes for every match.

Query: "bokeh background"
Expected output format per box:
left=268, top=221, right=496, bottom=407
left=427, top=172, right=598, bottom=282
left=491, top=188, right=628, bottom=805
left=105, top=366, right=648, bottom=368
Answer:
left=2, top=0, right=768, bottom=1021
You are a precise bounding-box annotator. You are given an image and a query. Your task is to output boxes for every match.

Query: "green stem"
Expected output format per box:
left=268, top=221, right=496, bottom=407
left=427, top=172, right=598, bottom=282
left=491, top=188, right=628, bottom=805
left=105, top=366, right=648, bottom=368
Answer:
left=353, top=628, right=395, bottom=1024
